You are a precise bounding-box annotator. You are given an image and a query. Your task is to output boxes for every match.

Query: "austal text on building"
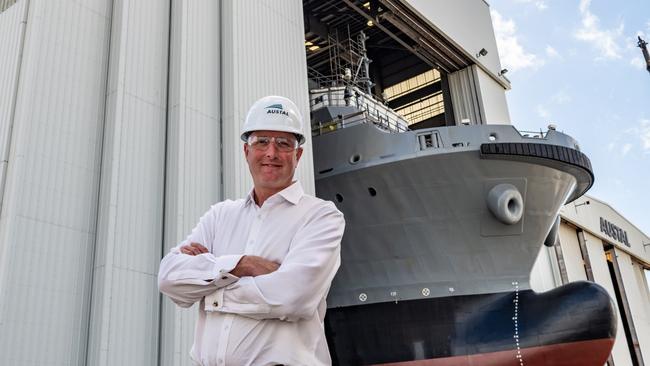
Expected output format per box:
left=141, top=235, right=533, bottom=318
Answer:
left=600, top=217, right=631, bottom=247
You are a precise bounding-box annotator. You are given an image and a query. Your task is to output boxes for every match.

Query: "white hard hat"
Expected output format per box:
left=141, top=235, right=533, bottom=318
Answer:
left=240, top=95, right=305, bottom=145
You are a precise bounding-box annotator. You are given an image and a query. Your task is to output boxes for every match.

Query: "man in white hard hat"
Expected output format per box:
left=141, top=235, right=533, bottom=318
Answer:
left=158, top=95, right=345, bottom=366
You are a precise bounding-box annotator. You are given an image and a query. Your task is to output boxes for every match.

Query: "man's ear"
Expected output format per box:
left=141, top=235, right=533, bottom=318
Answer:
left=244, top=142, right=249, bottom=157
left=296, top=147, right=303, bottom=162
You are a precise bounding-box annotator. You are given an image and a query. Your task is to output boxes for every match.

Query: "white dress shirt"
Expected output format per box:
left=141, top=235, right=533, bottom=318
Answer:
left=158, top=182, right=344, bottom=366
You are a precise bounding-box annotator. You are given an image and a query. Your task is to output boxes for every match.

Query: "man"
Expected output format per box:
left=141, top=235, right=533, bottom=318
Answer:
left=158, top=95, right=345, bottom=366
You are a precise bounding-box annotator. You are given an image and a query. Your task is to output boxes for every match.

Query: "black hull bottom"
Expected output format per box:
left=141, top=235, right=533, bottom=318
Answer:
left=326, top=281, right=616, bottom=366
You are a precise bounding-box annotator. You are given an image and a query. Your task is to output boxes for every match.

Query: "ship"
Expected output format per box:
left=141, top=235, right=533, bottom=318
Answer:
left=303, top=4, right=617, bottom=363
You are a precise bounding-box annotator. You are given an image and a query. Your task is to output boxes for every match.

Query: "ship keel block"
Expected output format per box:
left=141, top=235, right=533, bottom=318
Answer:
left=325, top=281, right=616, bottom=366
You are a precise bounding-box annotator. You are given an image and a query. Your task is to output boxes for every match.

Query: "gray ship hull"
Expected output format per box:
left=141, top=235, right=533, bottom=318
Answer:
left=313, top=122, right=592, bottom=308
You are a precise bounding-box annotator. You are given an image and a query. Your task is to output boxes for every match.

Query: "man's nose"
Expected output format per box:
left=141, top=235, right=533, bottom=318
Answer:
left=265, top=142, right=279, bottom=157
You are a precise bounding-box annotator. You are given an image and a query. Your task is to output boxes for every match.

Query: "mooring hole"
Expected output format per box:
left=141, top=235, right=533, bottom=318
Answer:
left=335, top=194, right=343, bottom=203
left=349, top=154, right=361, bottom=164
left=368, top=187, right=377, bottom=197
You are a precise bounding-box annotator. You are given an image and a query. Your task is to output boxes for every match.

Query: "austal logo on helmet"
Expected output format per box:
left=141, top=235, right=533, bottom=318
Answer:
left=265, top=104, right=289, bottom=116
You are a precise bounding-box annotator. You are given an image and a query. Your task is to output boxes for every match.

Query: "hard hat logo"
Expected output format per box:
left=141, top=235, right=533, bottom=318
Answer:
left=265, top=104, right=289, bottom=116
left=241, top=96, right=306, bottom=145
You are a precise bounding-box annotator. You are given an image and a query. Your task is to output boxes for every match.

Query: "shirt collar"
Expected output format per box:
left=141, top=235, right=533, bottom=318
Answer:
left=244, top=181, right=304, bottom=207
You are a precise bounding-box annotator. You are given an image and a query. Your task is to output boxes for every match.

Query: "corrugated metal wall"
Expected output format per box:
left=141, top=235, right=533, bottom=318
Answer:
left=221, top=0, right=314, bottom=200
left=160, top=1, right=222, bottom=365
left=0, top=0, right=112, bottom=364
left=0, top=0, right=313, bottom=365
left=0, top=0, right=25, bottom=217
left=86, top=0, right=169, bottom=364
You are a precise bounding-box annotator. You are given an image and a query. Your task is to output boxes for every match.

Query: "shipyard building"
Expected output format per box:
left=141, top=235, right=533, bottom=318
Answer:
left=531, top=196, right=650, bottom=365
left=0, top=0, right=648, bottom=365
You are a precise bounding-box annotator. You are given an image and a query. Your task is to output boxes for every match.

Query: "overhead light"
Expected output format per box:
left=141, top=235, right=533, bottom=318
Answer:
left=309, top=45, right=320, bottom=51
left=363, top=2, right=370, bottom=9
left=367, top=20, right=374, bottom=27
left=476, top=48, right=488, bottom=58
left=305, top=41, right=313, bottom=46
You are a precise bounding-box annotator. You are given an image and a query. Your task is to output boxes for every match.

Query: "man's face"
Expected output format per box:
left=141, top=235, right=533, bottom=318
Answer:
left=244, top=130, right=303, bottom=194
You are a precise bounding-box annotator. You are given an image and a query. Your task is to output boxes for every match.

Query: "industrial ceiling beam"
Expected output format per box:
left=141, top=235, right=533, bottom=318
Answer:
left=340, top=0, right=446, bottom=72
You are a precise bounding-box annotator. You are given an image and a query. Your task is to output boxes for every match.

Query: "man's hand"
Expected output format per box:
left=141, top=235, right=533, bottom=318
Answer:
left=230, top=255, right=280, bottom=277
left=180, top=242, right=209, bottom=256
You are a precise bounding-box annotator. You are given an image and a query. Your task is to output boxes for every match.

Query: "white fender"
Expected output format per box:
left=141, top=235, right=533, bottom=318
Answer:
left=486, top=184, right=524, bottom=225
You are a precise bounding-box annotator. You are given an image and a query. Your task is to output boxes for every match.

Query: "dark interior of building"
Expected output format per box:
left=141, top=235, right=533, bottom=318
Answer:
left=302, top=0, right=473, bottom=129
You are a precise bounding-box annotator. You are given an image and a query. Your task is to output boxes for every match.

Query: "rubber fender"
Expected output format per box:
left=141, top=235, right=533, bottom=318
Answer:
left=486, top=184, right=524, bottom=225
left=544, top=215, right=561, bottom=247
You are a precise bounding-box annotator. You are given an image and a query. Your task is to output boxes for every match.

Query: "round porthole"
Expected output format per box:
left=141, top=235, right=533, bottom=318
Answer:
left=368, top=187, right=377, bottom=196
left=349, top=154, right=361, bottom=164
left=488, top=133, right=498, bottom=141
left=335, top=194, right=343, bottom=203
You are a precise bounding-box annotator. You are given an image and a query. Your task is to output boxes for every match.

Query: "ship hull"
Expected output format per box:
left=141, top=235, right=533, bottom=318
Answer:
left=316, top=144, right=582, bottom=307
left=325, top=281, right=616, bottom=366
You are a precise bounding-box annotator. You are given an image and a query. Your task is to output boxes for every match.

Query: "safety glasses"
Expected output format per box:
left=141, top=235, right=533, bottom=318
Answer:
left=247, top=135, right=299, bottom=152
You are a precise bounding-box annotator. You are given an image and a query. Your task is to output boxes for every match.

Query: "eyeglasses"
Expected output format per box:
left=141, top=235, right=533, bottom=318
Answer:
left=247, top=135, right=299, bottom=152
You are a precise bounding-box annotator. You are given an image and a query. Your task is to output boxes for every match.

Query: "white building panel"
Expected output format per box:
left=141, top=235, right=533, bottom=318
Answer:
left=86, top=1, right=168, bottom=365
left=160, top=1, right=223, bottom=365
left=615, top=248, right=650, bottom=363
left=403, top=0, right=505, bottom=82
left=583, top=231, right=633, bottom=366
left=561, top=195, right=650, bottom=265
left=0, top=0, right=26, bottom=207
left=0, top=0, right=112, bottom=365
left=558, top=225, right=588, bottom=282
left=448, top=65, right=484, bottom=124
left=221, top=0, right=314, bottom=200
left=475, top=66, right=511, bottom=124
left=529, top=246, right=560, bottom=292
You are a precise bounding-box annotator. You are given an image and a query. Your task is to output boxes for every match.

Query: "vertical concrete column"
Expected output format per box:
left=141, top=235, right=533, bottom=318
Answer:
left=86, top=0, right=169, bottom=365
left=159, top=1, right=222, bottom=365
left=0, top=1, right=112, bottom=365
left=221, top=0, right=314, bottom=199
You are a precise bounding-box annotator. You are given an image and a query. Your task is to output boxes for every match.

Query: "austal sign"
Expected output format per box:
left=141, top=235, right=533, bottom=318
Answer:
left=600, top=217, right=630, bottom=247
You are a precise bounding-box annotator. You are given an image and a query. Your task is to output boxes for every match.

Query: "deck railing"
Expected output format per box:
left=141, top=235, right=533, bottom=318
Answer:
left=310, top=87, right=410, bottom=136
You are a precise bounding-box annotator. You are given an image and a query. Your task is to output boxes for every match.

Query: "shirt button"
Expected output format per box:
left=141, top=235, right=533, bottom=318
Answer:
left=213, top=301, right=218, bottom=307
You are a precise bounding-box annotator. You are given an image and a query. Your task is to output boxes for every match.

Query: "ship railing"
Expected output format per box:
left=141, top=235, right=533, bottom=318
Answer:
left=309, top=87, right=410, bottom=136
left=517, top=129, right=548, bottom=139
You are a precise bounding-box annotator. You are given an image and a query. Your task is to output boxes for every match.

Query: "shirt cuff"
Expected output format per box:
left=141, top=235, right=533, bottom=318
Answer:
left=205, top=287, right=225, bottom=312
left=203, top=254, right=242, bottom=312
left=210, top=254, right=241, bottom=285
